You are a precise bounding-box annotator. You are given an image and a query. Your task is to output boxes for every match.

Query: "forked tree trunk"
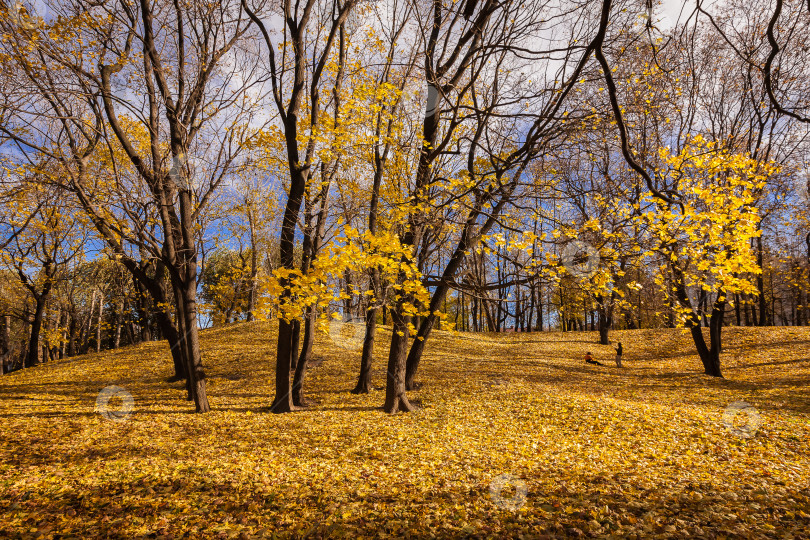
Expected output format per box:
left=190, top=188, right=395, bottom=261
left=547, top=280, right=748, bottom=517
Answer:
left=673, top=266, right=724, bottom=377
left=384, top=308, right=414, bottom=413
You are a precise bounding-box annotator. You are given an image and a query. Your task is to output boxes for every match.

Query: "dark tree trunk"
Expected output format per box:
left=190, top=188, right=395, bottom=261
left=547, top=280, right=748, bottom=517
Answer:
left=598, top=309, right=610, bottom=345
left=734, top=293, right=741, bottom=326
left=143, top=263, right=187, bottom=381
left=68, top=312, right=77, bottom=357
left=157, top=311, right=186, bottom=381
left=95, top=295, right=104, bottom=353
left=292, top=162, right=331, bottom=404
left=673, top=266, right=723, bottom=377
left=404, top=262, right=464, bottom=389
left=384, top=307, right=414, bottom=413
left=536, top=286, right=543, bottom=332
left=403, top=205, right=498, bottom=389
left=26, top=291, right=49, bottom=368
left=353, top=297, right=377, bottom=394
left=176, top=269, right=210, bottom=413
left=1, top=315, right=10, bottom=374
left=82, top=290, right=97, bottom=353
left=292, top=307, right=315, bottom=406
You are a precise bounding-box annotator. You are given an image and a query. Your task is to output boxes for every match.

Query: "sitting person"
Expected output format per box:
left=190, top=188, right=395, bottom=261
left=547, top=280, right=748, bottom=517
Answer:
left=584, top=352, right=603, bottom=366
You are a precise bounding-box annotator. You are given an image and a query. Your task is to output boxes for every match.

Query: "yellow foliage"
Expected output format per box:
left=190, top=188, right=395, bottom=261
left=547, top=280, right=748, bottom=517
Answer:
left=0, top=323, right=808, bottom=537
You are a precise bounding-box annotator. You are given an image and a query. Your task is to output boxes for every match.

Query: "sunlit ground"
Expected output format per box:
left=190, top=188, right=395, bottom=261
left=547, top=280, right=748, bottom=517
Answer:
left=1, top=322, right=808, bottom=538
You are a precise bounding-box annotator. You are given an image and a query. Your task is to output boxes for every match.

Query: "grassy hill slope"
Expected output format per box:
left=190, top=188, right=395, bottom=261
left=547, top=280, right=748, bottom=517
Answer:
left=1, top=323, right=809, bottom=539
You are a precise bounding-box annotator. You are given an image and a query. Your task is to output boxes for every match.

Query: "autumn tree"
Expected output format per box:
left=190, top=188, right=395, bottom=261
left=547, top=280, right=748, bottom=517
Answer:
left=0, top=0, right=263, bottom=411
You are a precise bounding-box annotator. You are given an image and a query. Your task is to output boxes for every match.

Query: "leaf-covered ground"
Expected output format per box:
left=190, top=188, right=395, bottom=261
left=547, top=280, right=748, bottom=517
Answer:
left=1, top=323, right=809, bottom=539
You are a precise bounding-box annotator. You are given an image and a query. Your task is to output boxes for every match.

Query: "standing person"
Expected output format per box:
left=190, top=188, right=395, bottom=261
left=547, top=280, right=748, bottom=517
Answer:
left=614, top=342, right=623, bottom=368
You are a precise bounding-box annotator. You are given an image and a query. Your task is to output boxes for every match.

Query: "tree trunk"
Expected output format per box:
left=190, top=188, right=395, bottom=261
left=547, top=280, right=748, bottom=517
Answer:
left=156, top=309, right=187, bottom=381
left=290, top=319, right=301, bottom=371
left=113, top=301, right=123, bottom=349
left=384, top=307, right=414, bottom=413
left=404, top=215, right=489, bottom=388
left=83, top=289, right=97, bottom=353
left=536, top=286, right=543, bottom=332
left=352, top=305, right=377, bottom=394
left=176, top=268, right=210, bottom=413
left=246, top=207, right=259, bottom=322
left=673, top=266, right=723, bottom=377
left=734, top=293, right=741, bottom=326
left=68, top=312, right=77, bottom=357
left=292, top=307, right=315, bottom=406
left=95, top=294, right=104, bottom=353
left=59, top=311, right=67, bottom=359
left=1, top=315, right=10, bottom=374
left=598, top=308, right=610, bottom=345
left=26, top=296, right=47, bottom=368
